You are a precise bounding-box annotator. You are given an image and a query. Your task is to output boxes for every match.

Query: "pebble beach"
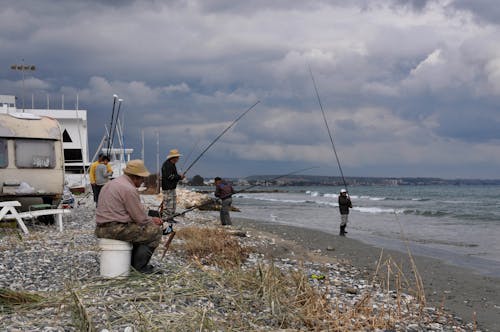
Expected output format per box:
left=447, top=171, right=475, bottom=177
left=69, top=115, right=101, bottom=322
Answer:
left=0, top=189, right=496, bottom=331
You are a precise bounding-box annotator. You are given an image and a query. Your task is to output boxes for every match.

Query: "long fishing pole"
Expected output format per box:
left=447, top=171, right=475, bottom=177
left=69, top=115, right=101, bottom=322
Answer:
left=183, top=100, right=261, bottom=174
left=107, top=94, right=118, bottom=156
left=108, top=98, right=123, bottom=156
left=169, top=166, right=318, bottom=219
left=308, top=66, right=348, bottom=191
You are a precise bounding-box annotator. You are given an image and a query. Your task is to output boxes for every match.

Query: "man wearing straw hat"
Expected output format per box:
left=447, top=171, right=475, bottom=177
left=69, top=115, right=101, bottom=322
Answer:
left=161, top=149, right=185, bottom=222
left=96, top=159, right=163, bottom=274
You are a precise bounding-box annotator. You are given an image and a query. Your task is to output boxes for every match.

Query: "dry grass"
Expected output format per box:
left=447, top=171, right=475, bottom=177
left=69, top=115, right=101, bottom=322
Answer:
left=174, top=226, right=251, bottom=268
left=0, top=288, right=44, bottom=307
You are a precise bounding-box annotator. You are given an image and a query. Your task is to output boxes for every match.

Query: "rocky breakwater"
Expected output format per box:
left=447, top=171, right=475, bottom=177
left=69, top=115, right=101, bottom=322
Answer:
left=176, top=187, right=239, bottom=212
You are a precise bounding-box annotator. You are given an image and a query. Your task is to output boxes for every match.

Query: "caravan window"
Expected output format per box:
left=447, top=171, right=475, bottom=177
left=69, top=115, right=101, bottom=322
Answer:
left=0, top=139, right=7, bottom=168
left=15, top=139, right=56, bottom=169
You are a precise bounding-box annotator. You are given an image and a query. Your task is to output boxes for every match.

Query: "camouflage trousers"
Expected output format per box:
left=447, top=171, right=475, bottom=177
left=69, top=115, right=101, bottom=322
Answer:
left=95, top=222, right=163, bottom=248
left=161, top=189, right=177, bottom=221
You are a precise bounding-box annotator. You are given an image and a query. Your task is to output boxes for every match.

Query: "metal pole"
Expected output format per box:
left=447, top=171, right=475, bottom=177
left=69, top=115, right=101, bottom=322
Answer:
left=10, top=61, right=36, bottom=112
left=141, top=129, right=145, bottom=161
left=156, top=131, right=160, bottom=193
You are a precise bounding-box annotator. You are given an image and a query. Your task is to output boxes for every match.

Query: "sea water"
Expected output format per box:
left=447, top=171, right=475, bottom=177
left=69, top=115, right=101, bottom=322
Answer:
left=225, top=185, right=500, bottom=277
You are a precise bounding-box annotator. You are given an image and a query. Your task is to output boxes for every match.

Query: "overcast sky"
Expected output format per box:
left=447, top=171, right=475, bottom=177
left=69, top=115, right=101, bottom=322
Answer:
left=1, top=0, right=500, bottom=179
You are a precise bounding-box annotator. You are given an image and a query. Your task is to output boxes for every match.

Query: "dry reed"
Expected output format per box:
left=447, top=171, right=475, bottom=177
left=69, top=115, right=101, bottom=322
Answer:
left=174, top=226, right=251, bottom=268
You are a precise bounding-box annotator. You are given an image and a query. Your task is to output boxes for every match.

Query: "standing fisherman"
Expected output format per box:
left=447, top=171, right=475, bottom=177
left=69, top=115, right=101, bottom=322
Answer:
left=89, top=153, right=113, bottom=204
left=161, top=149, right=185, bottom=223
left=338, top=189, right=352, bottom=236
left=94, top=155, right=112, bottom=206
left=214, top=177, right=235, bottom=226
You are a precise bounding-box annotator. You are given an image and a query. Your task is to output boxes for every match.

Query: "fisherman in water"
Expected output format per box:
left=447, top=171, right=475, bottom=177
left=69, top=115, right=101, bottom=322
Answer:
left=338, top=189, right=352, bottom=236
left=161, top=149, right=185, bottom=223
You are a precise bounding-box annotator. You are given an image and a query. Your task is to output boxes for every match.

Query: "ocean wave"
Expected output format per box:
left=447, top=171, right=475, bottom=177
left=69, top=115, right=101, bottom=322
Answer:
left=235, top=195, right=310, bottom=204
left=411, top=198, right=430, bottom=201
left=402, top=209, right=449, bottom=217
left=412, top=238, right=479, bottom=248
left=354, top=206, right=395, bottom=214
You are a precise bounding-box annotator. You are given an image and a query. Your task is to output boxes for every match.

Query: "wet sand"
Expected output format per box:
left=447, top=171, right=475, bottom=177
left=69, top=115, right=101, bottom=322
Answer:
left=233, top=217, right=500, bottom=332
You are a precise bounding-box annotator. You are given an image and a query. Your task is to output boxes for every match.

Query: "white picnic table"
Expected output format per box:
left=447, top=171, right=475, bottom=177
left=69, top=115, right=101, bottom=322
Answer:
left=0, top=200, right=71, bottom=234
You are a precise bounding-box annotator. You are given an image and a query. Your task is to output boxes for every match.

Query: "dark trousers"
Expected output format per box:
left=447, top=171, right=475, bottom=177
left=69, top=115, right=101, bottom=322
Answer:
left=94, top=185, right=104, bottom=206
left=220, top=197, right=232, bottom=225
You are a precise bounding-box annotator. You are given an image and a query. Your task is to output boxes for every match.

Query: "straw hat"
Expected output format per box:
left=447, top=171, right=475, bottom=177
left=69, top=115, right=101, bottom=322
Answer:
left=167, top=149, right=182, bottom=160
left=123, top=159, right=150, bottom=177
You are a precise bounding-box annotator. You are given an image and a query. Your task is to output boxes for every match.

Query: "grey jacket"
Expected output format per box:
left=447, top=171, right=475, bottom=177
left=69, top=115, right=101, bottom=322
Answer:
left=95, top=163, right=112, bottom=185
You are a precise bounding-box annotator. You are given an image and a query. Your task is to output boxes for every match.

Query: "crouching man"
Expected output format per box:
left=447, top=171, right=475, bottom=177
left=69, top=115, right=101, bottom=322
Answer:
left=95, top=160, right=163, bottom=274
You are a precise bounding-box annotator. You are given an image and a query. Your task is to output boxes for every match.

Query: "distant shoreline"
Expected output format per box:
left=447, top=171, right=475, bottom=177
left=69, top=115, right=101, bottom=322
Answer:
left=187, top=178, right=500, bottom=188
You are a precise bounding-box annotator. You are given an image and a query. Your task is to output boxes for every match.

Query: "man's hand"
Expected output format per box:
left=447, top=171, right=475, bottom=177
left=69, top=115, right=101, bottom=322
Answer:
left=180, top=172, right=186, bottom=180
left=152, top=217, right=162, bottom=226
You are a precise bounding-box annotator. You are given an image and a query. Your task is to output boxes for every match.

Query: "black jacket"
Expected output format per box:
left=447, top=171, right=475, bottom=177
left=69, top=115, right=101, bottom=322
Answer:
left=161, top=160, right=182, bottom=190
left=338, top=195, right=352, bottom=215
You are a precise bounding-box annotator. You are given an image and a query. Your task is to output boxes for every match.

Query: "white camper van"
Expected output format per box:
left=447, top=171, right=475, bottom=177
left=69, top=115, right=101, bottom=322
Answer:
left=0, top=113, right=64, bottom=208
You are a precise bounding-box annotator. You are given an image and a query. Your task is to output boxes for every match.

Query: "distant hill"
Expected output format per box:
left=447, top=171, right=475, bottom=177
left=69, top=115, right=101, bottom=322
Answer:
left=242, top=175, right=500, bottom=186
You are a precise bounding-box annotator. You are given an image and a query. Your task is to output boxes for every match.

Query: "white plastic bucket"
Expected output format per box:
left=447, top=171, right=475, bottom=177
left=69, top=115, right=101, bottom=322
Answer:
left=98, top=238, right=133, bottom=278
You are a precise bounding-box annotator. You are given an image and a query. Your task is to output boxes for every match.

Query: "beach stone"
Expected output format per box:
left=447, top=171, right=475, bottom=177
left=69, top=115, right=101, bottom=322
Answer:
left=406, top=323, right=422, bottom=331
left=428, top=322, right=442, bottom=330
left=345, top=287, right=358, bottom=294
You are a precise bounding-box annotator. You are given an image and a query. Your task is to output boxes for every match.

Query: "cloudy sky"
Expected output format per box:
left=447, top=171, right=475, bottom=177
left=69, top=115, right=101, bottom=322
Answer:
left=1, top=0, right=500, bottom=179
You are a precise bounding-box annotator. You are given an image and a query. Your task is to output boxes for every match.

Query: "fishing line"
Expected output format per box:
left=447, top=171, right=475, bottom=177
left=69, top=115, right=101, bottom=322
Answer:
left=183, top=100, right=261, bottom=174
left=308, top=66, right=348, bottom=191
left=180, top=137, right=201, bottom=172
left=170, top=166, right=319, bottom=219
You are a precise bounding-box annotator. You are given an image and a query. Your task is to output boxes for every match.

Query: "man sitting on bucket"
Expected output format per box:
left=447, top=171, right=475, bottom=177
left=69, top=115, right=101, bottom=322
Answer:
left=95, top=159, right=163, bottom=274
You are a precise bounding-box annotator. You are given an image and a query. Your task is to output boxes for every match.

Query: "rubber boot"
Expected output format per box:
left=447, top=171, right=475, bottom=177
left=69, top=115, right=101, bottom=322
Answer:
left=339, top=225, right=346, bottom=236
left=131, top=244, right=158, bottom=274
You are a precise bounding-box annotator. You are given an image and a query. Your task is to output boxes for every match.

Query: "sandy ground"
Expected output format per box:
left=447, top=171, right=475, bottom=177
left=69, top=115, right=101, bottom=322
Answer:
left=232, top=217, right=500, bottom=332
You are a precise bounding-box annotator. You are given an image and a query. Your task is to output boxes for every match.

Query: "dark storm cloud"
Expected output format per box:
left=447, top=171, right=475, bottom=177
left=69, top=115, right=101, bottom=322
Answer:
left=452, top=0, right=500, bottom=24
left=390, top=0, right=430, bottom=10
left=2, top=0, right=500, bottom=178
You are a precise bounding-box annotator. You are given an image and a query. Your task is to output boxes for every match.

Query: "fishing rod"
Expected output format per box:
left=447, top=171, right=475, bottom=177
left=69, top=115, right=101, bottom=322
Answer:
left=308, top=66, right=348, bottom=191
left=108, top=98, right=123, bottom=157
left=183, top=100, right=261, bottom=174
left=107, top=94, right=118, bottom=156
left=168, top=166, right=319, bottom=219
